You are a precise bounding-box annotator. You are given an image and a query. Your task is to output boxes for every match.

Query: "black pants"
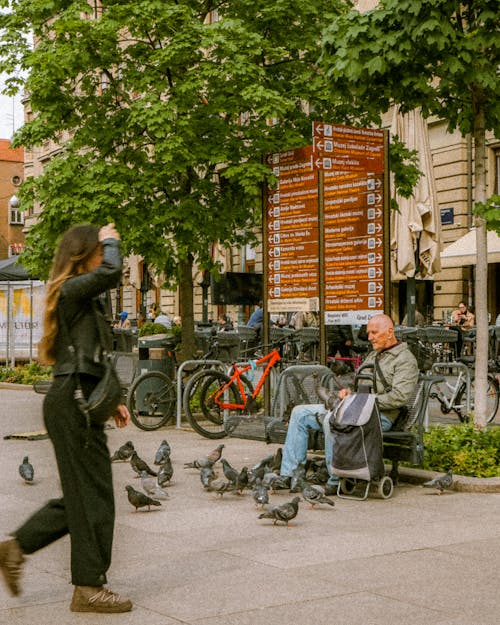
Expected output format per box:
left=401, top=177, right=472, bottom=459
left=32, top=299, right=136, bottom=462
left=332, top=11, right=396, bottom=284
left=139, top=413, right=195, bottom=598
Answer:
left=15, top=375, right=114, bottom=587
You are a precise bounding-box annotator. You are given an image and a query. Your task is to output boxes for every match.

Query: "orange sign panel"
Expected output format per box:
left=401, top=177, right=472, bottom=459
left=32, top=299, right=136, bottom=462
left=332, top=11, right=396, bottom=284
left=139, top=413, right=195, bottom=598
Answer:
left=265, top=147, right=319, bottom=309
left=313, top=122, right=386, bottom=324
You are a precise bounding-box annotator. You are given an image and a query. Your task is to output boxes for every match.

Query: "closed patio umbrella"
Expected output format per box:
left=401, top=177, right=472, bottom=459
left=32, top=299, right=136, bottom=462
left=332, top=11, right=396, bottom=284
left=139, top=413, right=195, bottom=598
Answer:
left=390, top=106, right=441, bottom=281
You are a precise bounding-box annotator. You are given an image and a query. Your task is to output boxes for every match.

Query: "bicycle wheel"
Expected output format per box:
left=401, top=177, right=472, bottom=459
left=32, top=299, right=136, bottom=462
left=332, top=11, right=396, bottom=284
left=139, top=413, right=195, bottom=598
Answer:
left=184, top=369, right=254, bottom=439
left=127, top=371, right=176, bottom=431
left=456, top=374, right=500, bottom=424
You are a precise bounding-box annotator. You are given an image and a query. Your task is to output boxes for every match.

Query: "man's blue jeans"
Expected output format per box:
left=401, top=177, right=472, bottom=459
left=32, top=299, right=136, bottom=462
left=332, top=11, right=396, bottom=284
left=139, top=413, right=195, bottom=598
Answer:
left=280, top=404, right=392, bottom=485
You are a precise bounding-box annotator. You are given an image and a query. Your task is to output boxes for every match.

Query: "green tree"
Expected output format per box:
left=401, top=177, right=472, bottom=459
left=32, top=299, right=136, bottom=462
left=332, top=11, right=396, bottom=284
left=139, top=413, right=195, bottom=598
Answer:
left=321, top=0, right=500, bottom=426
left=0, top=0, right=350, bottom=357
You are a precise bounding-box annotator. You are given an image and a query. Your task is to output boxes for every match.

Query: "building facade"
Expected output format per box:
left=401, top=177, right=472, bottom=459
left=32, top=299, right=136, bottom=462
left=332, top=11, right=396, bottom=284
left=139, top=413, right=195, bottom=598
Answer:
left=0, top=140, right=24, bottom=259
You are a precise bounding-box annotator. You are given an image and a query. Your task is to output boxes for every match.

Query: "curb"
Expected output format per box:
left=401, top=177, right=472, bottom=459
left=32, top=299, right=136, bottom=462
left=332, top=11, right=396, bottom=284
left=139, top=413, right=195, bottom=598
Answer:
left=395, top=465, right=500, bottom=494
left=0, top=382, right=34, bottom=391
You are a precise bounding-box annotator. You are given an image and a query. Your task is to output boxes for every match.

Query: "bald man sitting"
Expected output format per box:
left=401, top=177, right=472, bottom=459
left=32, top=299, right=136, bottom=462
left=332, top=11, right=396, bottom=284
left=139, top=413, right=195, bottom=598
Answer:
left=280, top=314, right=419, bottom=494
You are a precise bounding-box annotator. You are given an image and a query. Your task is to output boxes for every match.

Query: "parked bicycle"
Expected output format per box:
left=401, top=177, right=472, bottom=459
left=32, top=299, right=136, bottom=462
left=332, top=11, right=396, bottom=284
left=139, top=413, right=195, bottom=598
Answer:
left=183, top=344, right=285, bottom=439
left=428, top=361, right=499, bottom=424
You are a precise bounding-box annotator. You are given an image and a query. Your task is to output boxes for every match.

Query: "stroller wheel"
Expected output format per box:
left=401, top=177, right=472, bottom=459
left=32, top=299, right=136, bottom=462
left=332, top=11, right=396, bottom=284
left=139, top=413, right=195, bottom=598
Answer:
left=377, top=476, right=394, bottom=499
left=339, top=478, right=357, bottom=495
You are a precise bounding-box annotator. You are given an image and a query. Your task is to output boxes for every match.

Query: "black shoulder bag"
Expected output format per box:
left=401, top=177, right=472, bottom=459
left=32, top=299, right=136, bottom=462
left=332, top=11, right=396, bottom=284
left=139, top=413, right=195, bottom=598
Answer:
left=62, top=302, right=122, bottom=427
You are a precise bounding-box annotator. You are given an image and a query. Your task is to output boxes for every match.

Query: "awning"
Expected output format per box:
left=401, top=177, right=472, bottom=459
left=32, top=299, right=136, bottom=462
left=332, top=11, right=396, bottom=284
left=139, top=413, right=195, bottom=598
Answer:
left=440, top=229, right=500, bottom=268
left=0, top=256, right=38, bottom=281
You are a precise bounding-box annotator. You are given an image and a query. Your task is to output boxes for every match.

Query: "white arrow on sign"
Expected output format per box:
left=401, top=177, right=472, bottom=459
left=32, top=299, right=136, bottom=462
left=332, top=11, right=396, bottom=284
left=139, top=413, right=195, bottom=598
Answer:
left=376, top=283, right=383, bottom=292
left=375, top=178, right=382, bottom=188
left=376, top=253, right=382, bottom=262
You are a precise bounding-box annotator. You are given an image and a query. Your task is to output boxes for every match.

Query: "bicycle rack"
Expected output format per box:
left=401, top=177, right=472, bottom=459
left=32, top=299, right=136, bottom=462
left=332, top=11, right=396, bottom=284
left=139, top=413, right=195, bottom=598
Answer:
left=176, top=359, right=226, bottom=429
left=431, top=361, right=471, bottom=418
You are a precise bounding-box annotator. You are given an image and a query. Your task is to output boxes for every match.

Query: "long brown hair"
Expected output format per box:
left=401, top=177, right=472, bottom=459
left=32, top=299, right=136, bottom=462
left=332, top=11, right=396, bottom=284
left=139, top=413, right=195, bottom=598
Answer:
left=38, top=225, right=100, bottom=365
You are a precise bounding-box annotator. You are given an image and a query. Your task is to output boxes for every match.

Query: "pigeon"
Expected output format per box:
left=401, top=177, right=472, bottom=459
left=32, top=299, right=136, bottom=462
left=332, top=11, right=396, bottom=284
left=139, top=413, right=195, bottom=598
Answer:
left=313, top=373, right=339, bottom=410
left=130, top=451, right=157, bottom=477
left=200, top=466, right=217, bottom=489
left=221, top=458, right=239, bottom=486
left=125, top=485, right=162, bottom=511
left=157, top=456, right=174, bottom=487
left=270, top=447, right=283, bottom=473
left=236, top=466, right=249, bottom=492
left=206, top=476, right=237, bottom=497
left=184, top=444, right=225, bottom=469
left=252, top=478, right=270, bottom=507
left=258, top=496, right=300, bottom=526
left=299, top=479, right=335, bottom=508
left=423, top=470, right=454, bottom=494
left=290, top=464, right=307, bottom=492
left=154, top=439, right=171, bottom=465
left=110, top=440, right=134, bottom=462
left=140, top=471, right=169, bottom=500
left=262, top=472, right=290, bottom=491
left=248, top=456, right=274, bottom=485
left=19, top=456, right=34, bottom=484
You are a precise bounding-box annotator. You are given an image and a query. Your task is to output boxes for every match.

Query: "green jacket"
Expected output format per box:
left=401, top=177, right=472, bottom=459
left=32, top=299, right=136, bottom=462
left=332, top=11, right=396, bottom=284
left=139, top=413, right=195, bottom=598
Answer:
left=363, top=342, right=419, bottom=423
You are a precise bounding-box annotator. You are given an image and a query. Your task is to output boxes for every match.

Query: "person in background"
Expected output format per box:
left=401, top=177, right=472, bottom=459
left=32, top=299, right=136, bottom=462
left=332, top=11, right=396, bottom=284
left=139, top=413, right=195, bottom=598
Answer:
left=154, top=309, right=173, bottom=330
left=280, top=314, right=418, bottom=494
left=327, top=325, right=354, bottom=359
left=0, top=223, right=132, bottom=613
left=246, top=302, right=263, bottom=336
left=218, top=313, right=234, bottom=332
left=114, top=311, right=131, bottom=329
left=451, top=301, right=475, bottom=355
left=173, top=315, right=182, bottom=327
left=136, top=311, right=145, bottom=329
left=147, top=303, right=159, bottom=320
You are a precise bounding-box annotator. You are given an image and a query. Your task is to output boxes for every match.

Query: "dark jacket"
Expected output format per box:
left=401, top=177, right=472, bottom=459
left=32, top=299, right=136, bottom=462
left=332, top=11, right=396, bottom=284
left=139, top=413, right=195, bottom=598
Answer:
left=53, top=239, right=122, bottom=377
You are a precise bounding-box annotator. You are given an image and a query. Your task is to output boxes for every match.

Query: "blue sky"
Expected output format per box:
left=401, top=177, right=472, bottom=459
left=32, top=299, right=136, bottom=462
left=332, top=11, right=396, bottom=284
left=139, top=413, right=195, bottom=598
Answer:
left=0, top=79, right=24, bottom=140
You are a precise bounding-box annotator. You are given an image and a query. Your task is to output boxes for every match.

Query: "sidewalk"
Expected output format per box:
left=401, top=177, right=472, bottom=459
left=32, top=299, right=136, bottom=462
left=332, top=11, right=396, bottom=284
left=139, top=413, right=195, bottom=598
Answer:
left=1, top=387, right=500, bottom=625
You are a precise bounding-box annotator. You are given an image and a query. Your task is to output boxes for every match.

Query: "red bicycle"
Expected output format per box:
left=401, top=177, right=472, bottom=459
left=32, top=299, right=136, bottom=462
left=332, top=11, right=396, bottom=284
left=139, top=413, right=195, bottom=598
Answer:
left=183, top=348, right=282, bottom=439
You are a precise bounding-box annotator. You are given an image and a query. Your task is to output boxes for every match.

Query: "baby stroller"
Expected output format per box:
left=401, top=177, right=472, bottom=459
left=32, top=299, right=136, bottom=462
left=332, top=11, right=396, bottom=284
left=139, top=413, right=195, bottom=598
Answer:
left=328, top=385, right=394, bottom=501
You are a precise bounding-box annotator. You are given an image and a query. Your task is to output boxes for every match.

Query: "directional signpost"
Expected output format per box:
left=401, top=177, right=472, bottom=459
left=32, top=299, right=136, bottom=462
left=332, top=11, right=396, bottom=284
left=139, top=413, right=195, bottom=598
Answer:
left=264, top=123, right=389, bottom=361
left=313, top=122, right=387, bottom=325
left=265, top=147, right=320, bottom=313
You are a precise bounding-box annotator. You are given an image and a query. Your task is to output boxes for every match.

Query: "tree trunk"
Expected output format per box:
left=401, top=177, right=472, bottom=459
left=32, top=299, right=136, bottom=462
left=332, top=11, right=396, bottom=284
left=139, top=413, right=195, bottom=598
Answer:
left=472, top=98, right=488, bottom=428
left=177, top=255, right=196, bottom=364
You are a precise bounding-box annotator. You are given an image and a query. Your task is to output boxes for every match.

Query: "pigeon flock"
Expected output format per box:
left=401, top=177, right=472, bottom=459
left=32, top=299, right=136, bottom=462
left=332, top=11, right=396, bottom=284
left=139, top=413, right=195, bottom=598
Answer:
left=16, top=434, right=455, bottom=526
left=108, top=438, right=336, bottom=523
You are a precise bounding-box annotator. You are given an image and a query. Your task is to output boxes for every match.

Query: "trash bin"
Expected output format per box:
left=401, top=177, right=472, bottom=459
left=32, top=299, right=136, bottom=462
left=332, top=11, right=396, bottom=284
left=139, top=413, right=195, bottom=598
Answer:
left=137, top=333, right=177, bottom=379
left=216, top=331, right=241, bottom=362
left=113, top=328, right=134, bottom=352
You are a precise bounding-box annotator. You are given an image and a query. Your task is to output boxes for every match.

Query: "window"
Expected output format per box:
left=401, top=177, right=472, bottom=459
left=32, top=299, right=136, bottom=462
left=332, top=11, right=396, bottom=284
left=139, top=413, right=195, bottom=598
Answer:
left=9, top=196, right=23, bottom=224
left=10, top=207, right=24, bottom=225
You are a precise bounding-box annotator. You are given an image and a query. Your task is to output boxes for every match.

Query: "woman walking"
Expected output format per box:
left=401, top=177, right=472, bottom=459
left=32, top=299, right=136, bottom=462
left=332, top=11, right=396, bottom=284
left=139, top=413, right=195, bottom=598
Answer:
left=0, top=223, right=132, bottom=613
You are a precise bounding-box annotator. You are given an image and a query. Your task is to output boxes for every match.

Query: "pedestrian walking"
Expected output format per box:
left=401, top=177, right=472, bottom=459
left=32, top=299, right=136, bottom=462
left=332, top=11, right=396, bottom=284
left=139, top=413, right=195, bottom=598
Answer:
left=0, top=223, right=133, bottom=613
